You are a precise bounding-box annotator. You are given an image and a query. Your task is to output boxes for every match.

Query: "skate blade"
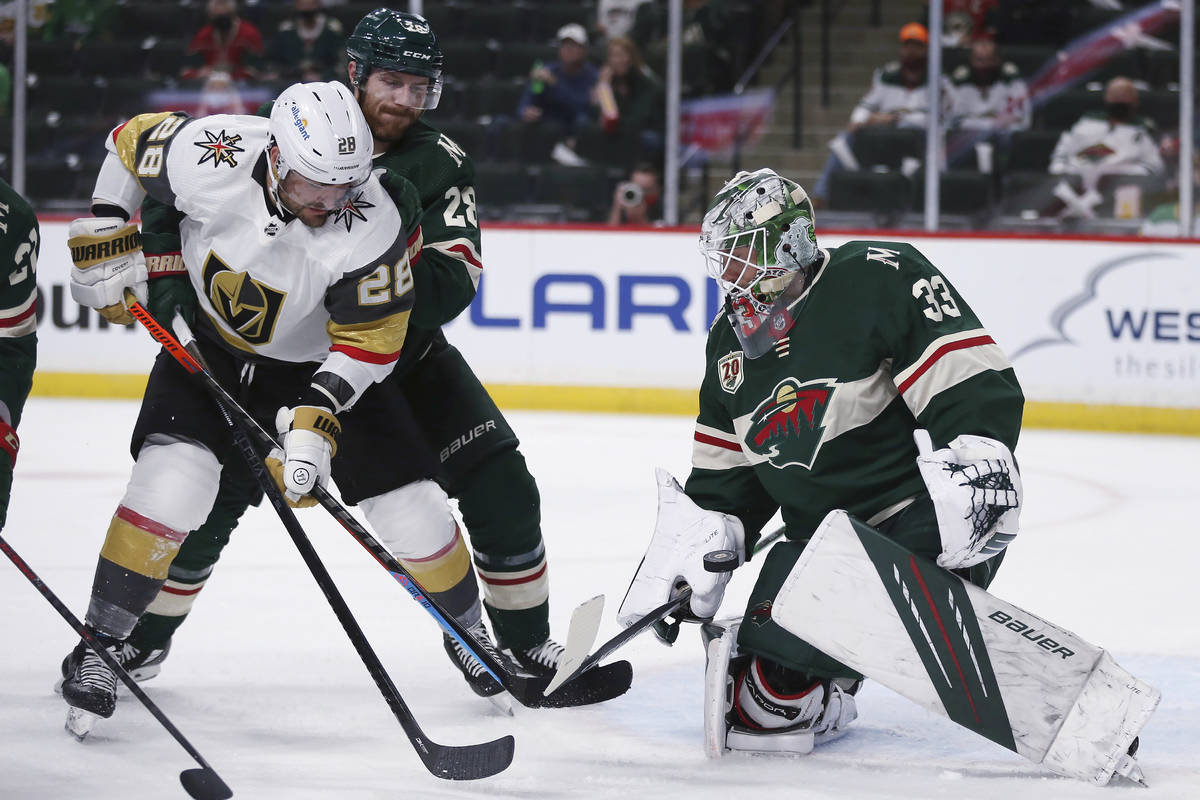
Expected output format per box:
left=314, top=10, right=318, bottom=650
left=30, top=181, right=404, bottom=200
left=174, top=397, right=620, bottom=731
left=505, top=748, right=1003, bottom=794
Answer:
left=486, top=691, right=515, bottom=717
left=65, top=707, right=100, bottom=741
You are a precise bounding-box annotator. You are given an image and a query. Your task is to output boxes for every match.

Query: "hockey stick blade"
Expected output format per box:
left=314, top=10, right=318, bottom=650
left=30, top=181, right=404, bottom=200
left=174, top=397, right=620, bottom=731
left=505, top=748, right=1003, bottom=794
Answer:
left=0, top=534, right=233, bottom=798
left=545, top=595, right=606, bottom=696
left=425, top=734, right=516, bottom=780
left=551, top=589, right=693, bottom=693
left=179, top=767, right=233, bottom=800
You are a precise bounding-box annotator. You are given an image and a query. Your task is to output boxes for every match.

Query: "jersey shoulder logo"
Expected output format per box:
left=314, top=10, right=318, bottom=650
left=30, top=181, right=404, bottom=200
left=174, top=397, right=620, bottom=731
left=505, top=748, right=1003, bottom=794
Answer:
left=745, top=377, right=837, bottom=469
left=717, top=351, right=743, bottom=394
left=193, top=129, right=245, bottom=168
left=202, top=251, right=286, bottom=346
left=332, top=191, right=375, bottom=232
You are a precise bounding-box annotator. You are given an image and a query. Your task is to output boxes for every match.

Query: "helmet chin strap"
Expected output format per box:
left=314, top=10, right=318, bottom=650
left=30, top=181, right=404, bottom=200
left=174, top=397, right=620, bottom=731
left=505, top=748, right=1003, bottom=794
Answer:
left=265, top=147, right=296, bottom=220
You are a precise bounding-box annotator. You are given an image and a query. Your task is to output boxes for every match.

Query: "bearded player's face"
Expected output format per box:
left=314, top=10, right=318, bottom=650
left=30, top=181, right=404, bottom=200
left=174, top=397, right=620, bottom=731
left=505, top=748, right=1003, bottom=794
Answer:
left=357, top=68, right=427, bottom=144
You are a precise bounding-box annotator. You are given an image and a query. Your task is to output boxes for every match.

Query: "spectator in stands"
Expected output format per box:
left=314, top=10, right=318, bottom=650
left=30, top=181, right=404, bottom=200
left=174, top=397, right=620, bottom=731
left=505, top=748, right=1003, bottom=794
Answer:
left=924, top=0, right=997, bottom=47
left=182, top=0, right=265, bottom=82
left=1048, top=76, right=1165, bottom=217
left=507, top=23, right=599, bottom=164
left=597, top=0, right=646, bottom=41
left=592, top=36, right=665, bottom=160
left=812, top=22, right=944, bottom=205
left=265, top=0, right=346, bottom=83
left=946, top=37, right=1029, bottom=171
left=517, top=23, right=598, bottom=135
left=607, top=161, right=662, bottom=225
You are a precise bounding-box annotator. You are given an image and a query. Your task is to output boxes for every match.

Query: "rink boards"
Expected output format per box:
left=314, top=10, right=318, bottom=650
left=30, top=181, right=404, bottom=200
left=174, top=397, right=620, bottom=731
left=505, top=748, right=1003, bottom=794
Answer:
left=25, top=221, right=1200, bottom=435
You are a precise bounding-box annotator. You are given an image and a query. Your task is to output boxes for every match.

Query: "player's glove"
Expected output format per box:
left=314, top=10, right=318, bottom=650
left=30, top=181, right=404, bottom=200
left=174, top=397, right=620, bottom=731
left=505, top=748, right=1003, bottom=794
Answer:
left=266, top=406, right=340, bottom=508
left=618, top=468, right=745, bottom=630
left=67, top=217, right=147, bottom=325
left=914, top=428, right=1022, bottom=570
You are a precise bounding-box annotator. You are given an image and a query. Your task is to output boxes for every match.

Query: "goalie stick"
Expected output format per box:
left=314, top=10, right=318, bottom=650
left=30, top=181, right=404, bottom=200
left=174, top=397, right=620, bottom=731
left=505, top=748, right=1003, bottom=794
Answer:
left=154, top=304, right=514, bottom=780
left=0, top=534, right=232, bottom=800
left=125, top=294, right=628, bottom=710
left=546, top=526, right=786, bottom=696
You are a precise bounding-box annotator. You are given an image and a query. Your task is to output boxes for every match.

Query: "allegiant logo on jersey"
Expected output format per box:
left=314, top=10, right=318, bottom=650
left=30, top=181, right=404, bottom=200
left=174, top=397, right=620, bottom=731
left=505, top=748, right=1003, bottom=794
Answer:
left=745, top=377, right=836, bottom=469
left=202, top=252, right=286, bottom=346
left=290, top=106, right=310, bottom=141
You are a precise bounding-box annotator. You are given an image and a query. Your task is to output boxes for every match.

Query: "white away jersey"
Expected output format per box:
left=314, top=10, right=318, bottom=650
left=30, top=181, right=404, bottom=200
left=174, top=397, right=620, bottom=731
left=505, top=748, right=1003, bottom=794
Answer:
left=104, top=111, right=419, bottom=374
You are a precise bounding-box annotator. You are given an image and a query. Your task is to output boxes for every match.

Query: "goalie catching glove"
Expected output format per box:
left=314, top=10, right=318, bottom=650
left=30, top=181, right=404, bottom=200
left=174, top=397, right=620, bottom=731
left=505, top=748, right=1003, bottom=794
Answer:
left=67, top=217, right=147, bottom=325
left=914, top=428, right=1022, bottom=569
left=618, top=468, right=745, bottom=627
left=266, top=406, right=341, bottom=508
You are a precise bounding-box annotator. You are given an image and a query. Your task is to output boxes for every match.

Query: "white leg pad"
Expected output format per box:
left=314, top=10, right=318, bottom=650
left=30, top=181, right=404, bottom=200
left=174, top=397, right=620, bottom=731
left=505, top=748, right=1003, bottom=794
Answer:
left=771, top=509, right=1160, bottom=785
left=359, top=479, right=456, bottom=559
left=123, top=437, right=221, bottom=533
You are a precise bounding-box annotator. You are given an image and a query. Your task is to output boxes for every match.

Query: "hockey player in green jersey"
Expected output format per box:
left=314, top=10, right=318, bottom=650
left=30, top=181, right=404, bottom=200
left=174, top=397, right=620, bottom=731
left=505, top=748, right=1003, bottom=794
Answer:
left=619, top=167, right=1025, bottom=755
left=96, top=8, right=605, bottom=706
left=0, top=178, right=40, bottom=532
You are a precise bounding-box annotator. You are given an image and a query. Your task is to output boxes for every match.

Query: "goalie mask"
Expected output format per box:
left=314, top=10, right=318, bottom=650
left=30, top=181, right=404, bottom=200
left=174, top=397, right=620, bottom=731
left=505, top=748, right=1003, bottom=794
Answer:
left=347, top=8, right=444, bottom=110
left=267, top=81, right=373, bottom=216
left=700, top=169, right=820, bottom=358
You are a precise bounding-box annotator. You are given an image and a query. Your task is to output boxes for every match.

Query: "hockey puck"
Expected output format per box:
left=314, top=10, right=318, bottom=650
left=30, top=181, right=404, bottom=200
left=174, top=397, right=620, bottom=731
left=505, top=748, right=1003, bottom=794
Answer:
left=703, top=549, right=739, bottom=573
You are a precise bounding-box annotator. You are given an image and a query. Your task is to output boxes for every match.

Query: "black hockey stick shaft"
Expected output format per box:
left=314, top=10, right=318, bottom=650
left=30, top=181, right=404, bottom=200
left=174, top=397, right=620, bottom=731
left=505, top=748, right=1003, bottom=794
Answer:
left=124, top=295, right=553, bottom=708
left=142, top=305, right=513, bottom=780
left=0, top=534, right=232, bottom=800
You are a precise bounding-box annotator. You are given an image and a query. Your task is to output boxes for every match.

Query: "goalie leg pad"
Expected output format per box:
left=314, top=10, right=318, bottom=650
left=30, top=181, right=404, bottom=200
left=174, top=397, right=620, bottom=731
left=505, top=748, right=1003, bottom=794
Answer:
left=771, top=509, right=1160, bottom=785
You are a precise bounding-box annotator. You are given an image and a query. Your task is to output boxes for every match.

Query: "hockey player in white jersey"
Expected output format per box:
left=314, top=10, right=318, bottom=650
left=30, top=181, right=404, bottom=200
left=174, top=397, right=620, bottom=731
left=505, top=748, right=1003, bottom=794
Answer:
left=60, top=81, right=483, bottom=737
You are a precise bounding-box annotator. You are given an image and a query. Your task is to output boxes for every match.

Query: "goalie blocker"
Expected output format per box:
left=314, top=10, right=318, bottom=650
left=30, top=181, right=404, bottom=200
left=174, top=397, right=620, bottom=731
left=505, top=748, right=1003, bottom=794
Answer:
left=770, top=510, right=1158, bottom=786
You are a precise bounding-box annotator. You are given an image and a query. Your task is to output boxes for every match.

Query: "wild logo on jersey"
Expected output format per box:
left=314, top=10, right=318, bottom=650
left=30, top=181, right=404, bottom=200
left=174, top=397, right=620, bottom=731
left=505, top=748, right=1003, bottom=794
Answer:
left=202, top=252, right=286, bottom=345
left=745, top=377, right=836, bottom=469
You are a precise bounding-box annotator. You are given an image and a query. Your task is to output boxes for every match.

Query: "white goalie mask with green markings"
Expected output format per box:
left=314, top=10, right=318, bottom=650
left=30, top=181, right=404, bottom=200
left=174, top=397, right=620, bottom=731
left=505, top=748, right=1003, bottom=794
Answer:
left=699, top=168, right=820, bottom=358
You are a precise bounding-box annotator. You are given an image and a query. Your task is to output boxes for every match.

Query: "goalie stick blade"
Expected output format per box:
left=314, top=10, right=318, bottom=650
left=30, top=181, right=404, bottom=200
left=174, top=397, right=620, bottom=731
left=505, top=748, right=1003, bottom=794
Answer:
left=423, top=734, right=516, bottom=780
left=550, top=590, right=692, bottom=695
left=179, top=767, right=233, bottom=800
left=545, top=595, right=606, bottom=696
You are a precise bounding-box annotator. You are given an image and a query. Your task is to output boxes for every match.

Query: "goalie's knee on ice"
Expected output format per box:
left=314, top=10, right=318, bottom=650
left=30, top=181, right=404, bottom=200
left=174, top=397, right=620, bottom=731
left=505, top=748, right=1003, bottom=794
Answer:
left=360, top=479, right=456, bottom=557
left=123, top=436, right=222, bottom=533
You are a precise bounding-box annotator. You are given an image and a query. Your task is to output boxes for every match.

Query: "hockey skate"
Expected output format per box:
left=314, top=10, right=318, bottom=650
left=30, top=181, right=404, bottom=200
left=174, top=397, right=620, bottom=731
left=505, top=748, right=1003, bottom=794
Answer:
left=702, top=619, right=858, bottom=758
left=443, top=620, right=521, bottom=714
left=504, top=638, right=567, bottom=678
left=56, top=638, right=171, bottom=693
left=60, top=637, right=122, bottom=741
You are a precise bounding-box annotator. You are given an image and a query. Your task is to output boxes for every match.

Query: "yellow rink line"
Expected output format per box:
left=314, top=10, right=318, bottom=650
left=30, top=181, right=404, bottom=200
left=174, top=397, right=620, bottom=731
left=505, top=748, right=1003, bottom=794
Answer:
left=31, top=373, right=1200, bottom=436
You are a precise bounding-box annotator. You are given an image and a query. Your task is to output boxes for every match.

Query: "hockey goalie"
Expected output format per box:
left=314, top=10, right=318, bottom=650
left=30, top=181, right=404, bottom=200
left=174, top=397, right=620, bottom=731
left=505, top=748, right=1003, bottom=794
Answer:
left=617, top=168, right=1157, bottom=786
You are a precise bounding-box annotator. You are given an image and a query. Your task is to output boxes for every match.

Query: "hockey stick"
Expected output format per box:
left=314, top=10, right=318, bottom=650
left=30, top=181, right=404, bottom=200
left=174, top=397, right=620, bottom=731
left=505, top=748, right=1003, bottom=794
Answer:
left=123, top=294, right=625, bottom=709
left=138, top=304, right=514, bottom=780
left=545, top=525, right=787, bottom=696
left=0, top=534, right=232, bottom=800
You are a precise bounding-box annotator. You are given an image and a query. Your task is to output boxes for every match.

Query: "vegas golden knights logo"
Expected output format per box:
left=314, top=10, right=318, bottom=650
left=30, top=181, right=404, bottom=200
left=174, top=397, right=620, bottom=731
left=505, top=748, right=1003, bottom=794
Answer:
left=202, top=252, right=286, bottom=345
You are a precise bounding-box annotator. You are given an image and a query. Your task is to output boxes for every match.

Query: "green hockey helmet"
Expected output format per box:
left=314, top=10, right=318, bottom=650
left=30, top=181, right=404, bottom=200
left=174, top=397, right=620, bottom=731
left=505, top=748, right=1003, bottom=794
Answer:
left=700, top=168, right=820, bottom=357
left=347, top=8, right=444, bottom=110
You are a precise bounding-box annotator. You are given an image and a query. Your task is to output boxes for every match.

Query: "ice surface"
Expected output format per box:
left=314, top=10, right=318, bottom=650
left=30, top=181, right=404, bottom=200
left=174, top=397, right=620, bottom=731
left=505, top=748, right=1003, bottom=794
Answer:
left=2, top=399, right=1196, bottom=799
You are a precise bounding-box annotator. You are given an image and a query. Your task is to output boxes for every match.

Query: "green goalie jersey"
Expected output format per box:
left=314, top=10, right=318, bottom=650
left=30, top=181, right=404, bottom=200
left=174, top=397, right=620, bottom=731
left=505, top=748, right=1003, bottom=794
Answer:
left=0, top=177, right=39, bottom=427
left=142, top=114, right=481, bottom=379
left=685, top=240, right=1024, bottom=548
